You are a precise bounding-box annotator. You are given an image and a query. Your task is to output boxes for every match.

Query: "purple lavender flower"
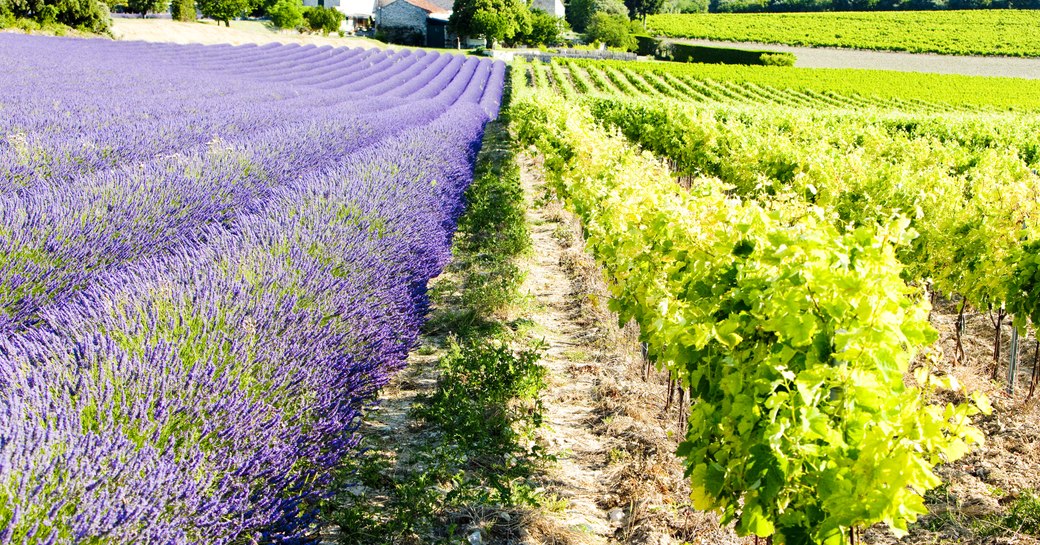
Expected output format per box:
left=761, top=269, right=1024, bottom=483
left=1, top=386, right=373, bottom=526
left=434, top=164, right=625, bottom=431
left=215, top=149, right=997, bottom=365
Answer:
left=0, top=34, right=504, bottom=543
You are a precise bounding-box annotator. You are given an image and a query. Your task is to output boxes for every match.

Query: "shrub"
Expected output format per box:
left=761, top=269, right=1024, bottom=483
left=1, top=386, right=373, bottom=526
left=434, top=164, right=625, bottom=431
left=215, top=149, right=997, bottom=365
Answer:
left=301, top=4, right=341, bottom=34
left=4, top=0, right=113, bottom=33
left=170, top=0, right=194, bottom=19
left=267, top=0, right=300, bottom=28
left=375, top=24, right=423, bottom=45
left=127, top=0, right=164, bottom=16
left=584, top=12, right=637, bottom=51
left=653, top=40, right=798, bottom=65
left=566, top=0, right=626, bottom=31
left=56, top=0, right=111, bottom=32
left=512, top=8, right=568, bottom=46
left=634, top=33, right=659, bottom=55
left=759, top=51, right=795, bottom=66
left=196, top=0, right=249, bottom=26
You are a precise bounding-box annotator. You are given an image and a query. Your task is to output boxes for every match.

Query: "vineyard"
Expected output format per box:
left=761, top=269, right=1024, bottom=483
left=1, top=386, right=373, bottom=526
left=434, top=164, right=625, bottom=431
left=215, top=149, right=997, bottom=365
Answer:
left=527, top=58, right=1040, bottom=110
left=517, top=56, right=1040, bottom=543
left=646, top=10, right=1040, bottom=58
left=2, top=29, right=1039, bottom=545
left=0, top=34, right=503, bottom=542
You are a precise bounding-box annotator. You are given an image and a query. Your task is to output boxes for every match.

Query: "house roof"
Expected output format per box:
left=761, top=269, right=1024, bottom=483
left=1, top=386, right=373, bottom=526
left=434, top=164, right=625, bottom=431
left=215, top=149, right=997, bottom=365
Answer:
left=379, top=0, right=452, bottom=13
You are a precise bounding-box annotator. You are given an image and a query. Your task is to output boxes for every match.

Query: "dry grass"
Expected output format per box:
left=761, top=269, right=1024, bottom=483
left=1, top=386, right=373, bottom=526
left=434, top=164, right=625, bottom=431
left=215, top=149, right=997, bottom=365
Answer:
left=519, top=151, right=748, bottom=545
left=522, top=151, right=1040, bottom=545
left=111, top=18, right=384, bottom=48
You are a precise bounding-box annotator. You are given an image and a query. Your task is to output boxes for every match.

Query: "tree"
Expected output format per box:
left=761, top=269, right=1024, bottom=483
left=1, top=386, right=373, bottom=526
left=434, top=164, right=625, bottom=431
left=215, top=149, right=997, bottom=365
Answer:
left=449, top=0, right=530, bottom=48
left=126, top=0, right=164, bottom=16
left=512, top=8, right=567, bottom=46
left=302, top=4, right=341, bottom=33
left=584, top=11, right=636, bottom=50
left=196, top=0, right=247, bottom=25
left=565, top=0, right=625, bottom=32
left=624, top=0, right=662, bottom=22
left=169, top=0, right=194, bottom=18
left=1, top=0, right=111, bottom=30
left=267, top=0, right=301, bottom=28
left=663, top=0, right=708, bottom=12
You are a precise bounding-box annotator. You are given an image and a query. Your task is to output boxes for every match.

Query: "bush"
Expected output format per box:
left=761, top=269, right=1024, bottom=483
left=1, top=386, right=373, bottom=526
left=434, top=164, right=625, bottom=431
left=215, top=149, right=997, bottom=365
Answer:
left=169, top=0, right=193, bottom=18
left=512, top=8, right=567, bottom=46
left=169, top=0, right=194, bottom=18
left=664, top=0, right=708, bottom=11
left=301, top=4, right=341, bottom=34
left=653, top=40, right=798, bottom=65
left=196, top=0, right=248, bottom=26
left=584, top=11, right=638, bottom=51
left=759, top=51, right=795, bottom=66
left=712, top=0, right=767, bottom=10
left=55, top=0, right=111, bottom=32
left=634, top=33, right=659, bottom=55
left=566, top=0, right=626, bottom=31
left=267, top=0, right=300, bottom=28
left=375, top=24, right=423, bottom=45
left=126, top=0, right=164, bottom=16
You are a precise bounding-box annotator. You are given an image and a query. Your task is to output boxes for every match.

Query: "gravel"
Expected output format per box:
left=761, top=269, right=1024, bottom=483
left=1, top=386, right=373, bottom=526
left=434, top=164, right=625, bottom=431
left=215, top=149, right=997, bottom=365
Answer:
left=674, top=38, right=1040, bottom=80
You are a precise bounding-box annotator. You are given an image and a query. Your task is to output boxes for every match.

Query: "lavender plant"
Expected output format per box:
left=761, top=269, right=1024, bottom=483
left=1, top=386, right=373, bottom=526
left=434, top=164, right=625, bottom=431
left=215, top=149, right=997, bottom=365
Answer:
left=0, top=34, right=505, bottom=543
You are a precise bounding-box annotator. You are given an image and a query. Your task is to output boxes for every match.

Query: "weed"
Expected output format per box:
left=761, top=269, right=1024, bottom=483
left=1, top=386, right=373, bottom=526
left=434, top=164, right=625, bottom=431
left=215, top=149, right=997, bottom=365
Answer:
left=973, top=490, right=1040, bottom=538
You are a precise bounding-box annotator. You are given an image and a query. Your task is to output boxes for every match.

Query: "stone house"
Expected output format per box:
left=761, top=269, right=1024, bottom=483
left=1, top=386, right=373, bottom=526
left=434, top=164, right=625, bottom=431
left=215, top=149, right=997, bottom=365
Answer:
left=375, top=0, right=454, bottom=47
left=373, top=0, right=565, bottom=47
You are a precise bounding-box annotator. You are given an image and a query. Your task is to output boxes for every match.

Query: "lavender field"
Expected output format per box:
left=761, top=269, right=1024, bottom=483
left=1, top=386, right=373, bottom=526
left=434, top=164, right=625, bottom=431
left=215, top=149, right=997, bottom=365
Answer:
left=0, top=34, right=504, bottom=543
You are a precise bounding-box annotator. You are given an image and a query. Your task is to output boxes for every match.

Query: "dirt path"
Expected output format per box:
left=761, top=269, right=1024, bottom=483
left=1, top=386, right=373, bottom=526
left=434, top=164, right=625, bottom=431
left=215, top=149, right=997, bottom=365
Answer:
left=671, top=38, right=1040, bottom=80
left=518, top=156, right=614, bottom=542
left=517, top=153, right=747, bottom=545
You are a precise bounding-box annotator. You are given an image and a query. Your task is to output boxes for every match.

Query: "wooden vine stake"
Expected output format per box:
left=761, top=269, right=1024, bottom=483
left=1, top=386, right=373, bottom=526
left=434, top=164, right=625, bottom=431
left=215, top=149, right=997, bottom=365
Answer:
left=954, top=298, right=967, bottom=364
left=1007, top=323, right=1019, bottom=395
left=989, top=305, right=1007, bottom=380
left=641, top=342, right=651, bottom=381
left=1030, top=338, right=1040, bottom=401
left=677, top=386, right=686, bottom=430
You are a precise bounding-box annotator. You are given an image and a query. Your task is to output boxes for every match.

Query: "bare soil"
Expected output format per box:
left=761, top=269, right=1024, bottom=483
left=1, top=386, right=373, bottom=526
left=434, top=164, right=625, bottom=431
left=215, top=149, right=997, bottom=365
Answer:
left=516, top=152, right=749, bottom=545
left=513, top=150, right=1040, bottom=545
left=864, top=298, right=1040, bottom=545
left=111, top=18, right=384, bottom=48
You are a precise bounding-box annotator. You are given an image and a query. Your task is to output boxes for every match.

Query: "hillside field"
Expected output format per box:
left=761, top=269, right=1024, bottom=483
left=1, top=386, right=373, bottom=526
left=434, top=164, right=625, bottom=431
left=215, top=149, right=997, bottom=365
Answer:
left=3, top=22, right=1040, bottom=545
left=647, top=10, right=1040, bottom=57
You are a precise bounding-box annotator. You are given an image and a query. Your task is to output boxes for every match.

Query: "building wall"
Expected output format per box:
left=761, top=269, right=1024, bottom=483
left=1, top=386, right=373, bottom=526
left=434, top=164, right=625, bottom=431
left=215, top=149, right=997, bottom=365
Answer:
left=377, top=1, right=427, bottom=37
left=532, top=0, right=564, bottom=17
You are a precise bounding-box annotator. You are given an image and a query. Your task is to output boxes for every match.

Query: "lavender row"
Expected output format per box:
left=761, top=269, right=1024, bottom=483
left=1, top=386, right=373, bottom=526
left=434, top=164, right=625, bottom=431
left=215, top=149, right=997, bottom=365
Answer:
left=0, top=36, right=505, bottom=543
left=0, top=96, right=461, bottom=335
left=0, top=45, right=497, bottom=334
left=0, top=102, right=492, bottom=544
left=0, top=39, right=445, bottom=192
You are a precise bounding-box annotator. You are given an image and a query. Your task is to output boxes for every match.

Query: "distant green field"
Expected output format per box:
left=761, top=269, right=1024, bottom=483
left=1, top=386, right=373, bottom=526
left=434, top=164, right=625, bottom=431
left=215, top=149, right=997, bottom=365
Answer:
left=646, top=11, right=1040, bottom=57
left=567, top=59, right=1040, bottom=110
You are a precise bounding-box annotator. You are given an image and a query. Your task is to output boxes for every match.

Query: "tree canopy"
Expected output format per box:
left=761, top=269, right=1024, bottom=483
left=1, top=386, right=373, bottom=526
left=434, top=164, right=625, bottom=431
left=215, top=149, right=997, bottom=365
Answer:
left=565, top=0, right=626, bottom=32
left=126, top=0, right=164, bottom=16
left=625, top=0, right=663, bottom=22
left=512, top=8, right=568, bottom=46
left=449, top=0, right=531, bottom=47
left=169, top=0, right=194, bottom=20
left=268, top=0, right=302, bottom=27
left=584, top=11, right=638, bottom=49
left=197, top=0, right=249, bottom=25
left=0, top=0, right=111, bottom=32
left=302, top=4, right=342, bottom=33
